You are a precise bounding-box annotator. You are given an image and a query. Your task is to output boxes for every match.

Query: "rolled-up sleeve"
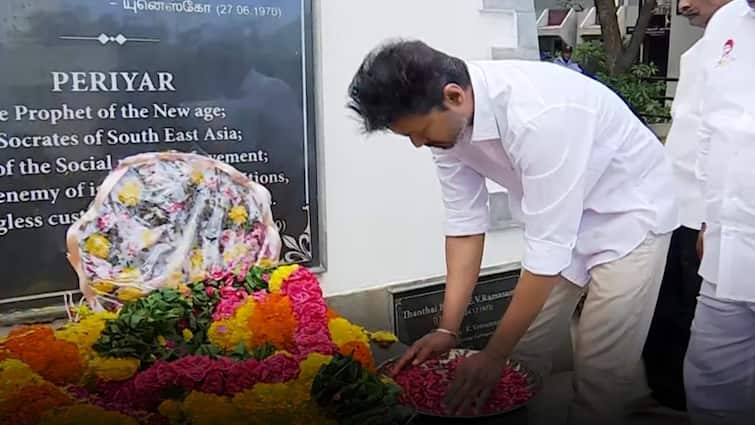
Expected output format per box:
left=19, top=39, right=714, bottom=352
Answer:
left=432, top=149, right=490, bottom=236
left=514, top=105, right=596, bottom=275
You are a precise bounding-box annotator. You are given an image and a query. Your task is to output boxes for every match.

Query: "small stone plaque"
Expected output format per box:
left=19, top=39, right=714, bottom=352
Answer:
left=392, top=271, right=519, bottom=350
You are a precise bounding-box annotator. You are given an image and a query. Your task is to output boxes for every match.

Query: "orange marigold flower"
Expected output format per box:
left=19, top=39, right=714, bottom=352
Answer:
left=2, top=325, right=83, bottom=385
left=0, top=382, right=74, bottom=425
left=338, top=341, right=376, bottom=372
left=249, top=293, right=297, bottom=351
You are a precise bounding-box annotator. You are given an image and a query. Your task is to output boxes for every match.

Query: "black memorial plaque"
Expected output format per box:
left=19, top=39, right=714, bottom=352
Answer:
left=0, top=0, right=320, bottom=306
left=393, top=271, right=519, bottom=350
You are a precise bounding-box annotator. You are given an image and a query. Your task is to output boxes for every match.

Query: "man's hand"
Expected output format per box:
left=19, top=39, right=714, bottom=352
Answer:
left=697, top=222, right=706, bottom=260
left=443, top=350, right=505, bottom=415
left=442, top=270, right=558, bottom=414
left=392, top=331, right=457, bottom=373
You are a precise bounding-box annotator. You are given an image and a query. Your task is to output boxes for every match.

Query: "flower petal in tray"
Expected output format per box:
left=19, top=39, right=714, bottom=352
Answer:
left=378, top=348, right=542, bottom=418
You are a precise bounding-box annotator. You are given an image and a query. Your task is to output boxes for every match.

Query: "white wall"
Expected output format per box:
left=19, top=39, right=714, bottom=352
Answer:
left=314, top=0, right=533, bottom=295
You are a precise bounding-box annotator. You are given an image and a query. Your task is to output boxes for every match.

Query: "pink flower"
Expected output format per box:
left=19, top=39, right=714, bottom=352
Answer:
left=208, top=265, right=230, bottom=282
left=205, top=286, right=216, bottom=296
left=258, top=354, right=299, bottom=383
left=225, top=359, right=261, bottom=394
left=280, top=267, right=334, bottom=356
left=167, top=201, right=184, bottom=213
left=199, top=369, right=226, bottom=395
left=97, top=214, right=114, bottom=230
left=173, top=356, right=212, bottom=388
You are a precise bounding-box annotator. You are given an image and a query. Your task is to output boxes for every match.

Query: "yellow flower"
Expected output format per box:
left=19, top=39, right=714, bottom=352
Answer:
left=258, top=258, right=275, bottom=268
left=328, top=318, right=370, bottom=346
left=117, top=180, right=142, bottom=207
left=55, top=310, right=117, bottom=363
left=369, top=330, right=399, bottom=344
left=208, top=300, right=255, bottom=352
left=116, top=287, right=143, bottom=302
left=182, top=391, right=244, bottom=425
left=190, top=168, right=205, bottom=185
left=0, top=359, right=45, bottom=397
left=228, top=205, right=248, bottom=225
left=118, top=267, right=141, bottom=283
left=140, top=229, right=158, bottom=248
left=166, top=270, right=183, bottom=288
left=268, top=264, right=299, bottom=293
left=190, top=249, right=204, bottom=269
left=182, top=329, right=194, bottom=342
left=91, top=280, right=117, bottom=294
left=39, top=404, right=139, bottom=425
left=158, top=399, right=183, bottom=424
left=297, top=353, right=333, bottom=385
left=85, top=233, right=111, bottom=259
left=223, top=244, right=249, bottom=264
left=90, top=357, right=140, bottom=381
left=157, top=335, right=168, bottom=346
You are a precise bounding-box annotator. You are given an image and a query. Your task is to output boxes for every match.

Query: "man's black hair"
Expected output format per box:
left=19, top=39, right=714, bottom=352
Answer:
left=347, top=40, right=471, bottom=133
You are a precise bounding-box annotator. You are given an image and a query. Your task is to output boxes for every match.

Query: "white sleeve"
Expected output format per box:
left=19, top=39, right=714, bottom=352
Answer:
left=694, top=34, right=714, bottom=191
left=432, top=149, right=490, bottom=236
left=513, top=105, right=596, bottom=275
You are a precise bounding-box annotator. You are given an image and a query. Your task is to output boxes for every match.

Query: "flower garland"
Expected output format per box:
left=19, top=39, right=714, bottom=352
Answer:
left=39, top=404, right=139, bottom=425
left=0, top=382, right=74, bottom=425
left=282, top=267, right=336, bottom=357
left=1, top=263, right=403, bottom=425
left=0, top=325, right=83, bottom=385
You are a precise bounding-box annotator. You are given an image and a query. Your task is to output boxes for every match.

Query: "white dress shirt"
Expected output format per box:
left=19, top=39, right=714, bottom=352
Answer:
left=695, top=0, right=755, bottom=302
left=665, top=40, right=705, bottom=230
left=432, top=60, right=678, bottom=286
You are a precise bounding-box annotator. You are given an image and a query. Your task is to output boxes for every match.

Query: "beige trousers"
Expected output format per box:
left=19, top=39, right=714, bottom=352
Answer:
left=512, top=233, right=672, bottom=425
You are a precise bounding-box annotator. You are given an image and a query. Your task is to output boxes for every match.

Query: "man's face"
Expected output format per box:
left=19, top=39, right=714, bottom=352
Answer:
left=390, top=84, right=472, bottom=150
left=562, top=51, right=572, bottom=61
left=679, top=0, right=723, bottom=27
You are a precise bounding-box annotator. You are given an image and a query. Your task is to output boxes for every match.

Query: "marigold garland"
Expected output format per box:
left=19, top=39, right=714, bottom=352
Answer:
left=0, top=382, right=74, bottom=425
left=338, top=341, right=376, bottom=371
left=181, top=392, right=246, bottom=425
left=268, top=264, right=299, bottom=293
left=91, top=357, right=140, bottom=382
left=328, top=317, right=370, bottom=347
left=39, top=404, right=140, bottom=425
left=248, top=293, right=297, bottom=351
left=1, top=263, right=402, bottom=425
left=0, top=358, right=45, bottom=399
left=1, top=325, right=83, bottom=385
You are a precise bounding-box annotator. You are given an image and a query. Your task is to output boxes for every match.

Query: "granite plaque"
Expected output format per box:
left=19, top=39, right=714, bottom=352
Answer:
left=393, top=271, right=519, bottom=350
left=0, top=0, right=319, bottom=307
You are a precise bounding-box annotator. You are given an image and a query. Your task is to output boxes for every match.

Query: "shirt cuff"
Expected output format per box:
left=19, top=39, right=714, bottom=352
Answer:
left=444, top=215, right=489, bottom=237
left=522, top=237, right=573, bottom=276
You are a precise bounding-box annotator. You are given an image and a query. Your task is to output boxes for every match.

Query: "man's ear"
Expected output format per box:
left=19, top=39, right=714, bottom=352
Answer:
left=442, top=84, right=466, bottom=107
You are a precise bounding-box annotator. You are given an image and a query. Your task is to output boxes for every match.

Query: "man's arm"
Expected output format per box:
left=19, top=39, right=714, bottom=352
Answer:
left=392, top=151, right=489, bottom=371
left=439, top=234, right=485, bottom=333
left=431, top=149, right=491, bottom=333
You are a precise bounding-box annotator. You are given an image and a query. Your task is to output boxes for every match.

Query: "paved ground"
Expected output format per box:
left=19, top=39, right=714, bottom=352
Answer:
left=536, top=372, right=690, bottom=425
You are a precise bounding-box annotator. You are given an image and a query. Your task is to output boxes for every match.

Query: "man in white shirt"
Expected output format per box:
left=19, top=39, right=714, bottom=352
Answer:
left=348, top=40, right=678, bottom=424
left=642, top=0, right=730, bottom=412
left=683, top=1, right=755, bottom=423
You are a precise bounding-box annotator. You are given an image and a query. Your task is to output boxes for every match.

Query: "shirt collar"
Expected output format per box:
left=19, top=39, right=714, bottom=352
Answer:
left=466, top=62, right=501, bottom=142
